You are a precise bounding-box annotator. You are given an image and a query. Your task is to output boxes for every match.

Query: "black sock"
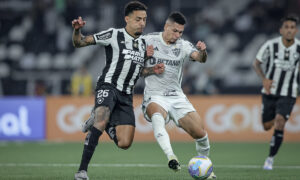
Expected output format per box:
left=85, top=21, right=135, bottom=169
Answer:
left=78, top=127, right=102, bottom=171
left=269, top=130, right=284, bottom=157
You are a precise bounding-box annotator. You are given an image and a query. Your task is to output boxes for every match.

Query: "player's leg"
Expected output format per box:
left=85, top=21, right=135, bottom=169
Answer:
left=75, top=106, right=110, bottom=180
left=261, top=94, right=276, bottom=131
left=109, top=92, right=136, bottom=149
left=81, top=107, right=95, bottom=133
left=146, top=102, right=180, bottom=171
left=261, top=94, right=278, bottom=170
left=178, top=111, right=209, bottom=156
left=177, top=111, right=216, bottom=179
left=264, top=96, right=296, bottom=170
left=115, top=125, right=135, bottom=149
left=75, top=85, right=116, bottom=180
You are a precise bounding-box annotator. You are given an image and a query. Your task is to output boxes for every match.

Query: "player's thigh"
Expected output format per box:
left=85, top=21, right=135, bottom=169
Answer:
left=178, top=111, right=206, bottom=139
left=93, top=84, right=117, bottom=130
left=274, top=96, right=296, bottom=129
left=276, top=96, right=296, bottom=120
left=262, top=94, right=277, bottom=124
left=111, top=93, right=136, bottom=147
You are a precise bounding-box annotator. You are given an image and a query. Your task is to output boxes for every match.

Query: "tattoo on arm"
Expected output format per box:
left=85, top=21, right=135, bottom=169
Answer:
left=72, top=29, right=95, bottom=48
left=141, top=67, right=155, bottom=77
left=198, top=50, right=207, bottom=63
left=191, top=50, right=207, bottom=63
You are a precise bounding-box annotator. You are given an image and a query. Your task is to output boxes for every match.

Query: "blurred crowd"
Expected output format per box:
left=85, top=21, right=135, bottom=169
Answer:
left=0, top=0, right=300, bottom=96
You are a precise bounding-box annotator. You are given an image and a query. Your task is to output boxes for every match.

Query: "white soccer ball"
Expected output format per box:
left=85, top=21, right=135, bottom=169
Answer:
left=188, top=156, right=213, bottom=180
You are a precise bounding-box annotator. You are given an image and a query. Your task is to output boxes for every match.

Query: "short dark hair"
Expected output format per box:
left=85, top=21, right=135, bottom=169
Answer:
left=167, top=12, right=186, bottom=25
left=124, top=1, right=147, bottom=16
left=281, top=15, right=299, bottom=26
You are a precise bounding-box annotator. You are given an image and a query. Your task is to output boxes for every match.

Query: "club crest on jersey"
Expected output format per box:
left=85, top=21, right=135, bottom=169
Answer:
left=95, top=31, right=112, bottom=40
left=133, top=41, right=139, bottom=49
left=172, top=48, right=180, bottom=57
left=97, top=97, right=104, bottom=104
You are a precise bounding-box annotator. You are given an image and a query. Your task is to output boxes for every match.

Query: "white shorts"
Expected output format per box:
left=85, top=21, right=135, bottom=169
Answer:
left=142, top=94, right=196, bottom=126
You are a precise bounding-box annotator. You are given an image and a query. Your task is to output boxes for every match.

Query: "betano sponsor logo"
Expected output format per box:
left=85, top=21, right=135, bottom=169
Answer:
left=149, top=58, right=180, bottom=66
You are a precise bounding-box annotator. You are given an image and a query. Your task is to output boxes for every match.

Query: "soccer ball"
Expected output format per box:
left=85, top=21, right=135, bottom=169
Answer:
left=188, top=156, right=213, bottom=180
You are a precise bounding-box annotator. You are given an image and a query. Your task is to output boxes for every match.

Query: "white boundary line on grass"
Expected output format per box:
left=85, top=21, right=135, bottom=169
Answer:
left=0, top=163, right=300, bottom=169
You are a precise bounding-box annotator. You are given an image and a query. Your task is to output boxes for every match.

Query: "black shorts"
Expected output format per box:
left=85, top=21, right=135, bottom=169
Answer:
left=94, top=83, right=135, bottom=127
left=262, top=94, right=296, bottom=123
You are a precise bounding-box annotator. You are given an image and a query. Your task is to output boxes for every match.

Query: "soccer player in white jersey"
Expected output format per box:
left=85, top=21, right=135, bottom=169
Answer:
left=72, top=2, right=164, bottom=180
left=141, top=12, right=216, bottom=179
left=253, top=15, right=300, bottom=170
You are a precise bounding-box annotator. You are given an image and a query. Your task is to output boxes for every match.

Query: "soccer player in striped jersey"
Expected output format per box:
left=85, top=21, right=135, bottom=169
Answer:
left=253, top=15, right=300, bottom=170
left=72, top=1, right=164, bottom=180
left=141, top=12, right=216, bottom=179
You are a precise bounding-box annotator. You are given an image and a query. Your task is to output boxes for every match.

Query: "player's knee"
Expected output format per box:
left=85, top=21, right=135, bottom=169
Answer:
left=263, top=124, right=272, bottom=131
left=190, top=128, right=206, bottom=139
left=117, top=140, right=132, bottom=150
left=274, top=117, right=286, bottom=130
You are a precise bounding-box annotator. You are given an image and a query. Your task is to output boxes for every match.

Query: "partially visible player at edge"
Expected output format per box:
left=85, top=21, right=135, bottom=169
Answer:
left=141, top=12, right=216, bottom=179
left=253, top=15, right=300, bottom=170
left=72, top=1, right=164, bottom=180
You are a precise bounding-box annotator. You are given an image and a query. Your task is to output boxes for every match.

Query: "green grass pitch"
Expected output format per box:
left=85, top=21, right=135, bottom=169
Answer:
left=0, top=141, right=299, bottom=180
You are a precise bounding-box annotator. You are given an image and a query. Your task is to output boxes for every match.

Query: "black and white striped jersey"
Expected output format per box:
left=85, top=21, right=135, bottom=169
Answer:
left=93, top=28, right=146, bottom=94
left=256, top=36, right=300, bottom=98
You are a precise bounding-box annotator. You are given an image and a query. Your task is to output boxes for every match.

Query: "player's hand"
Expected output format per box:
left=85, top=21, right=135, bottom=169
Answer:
left=263, top=78, right=274, bottom=95
left=196, top=41, right=206, bottom=51
left=72, top=16, right=86, bottom=30
left=153, top=63, right=165, bottom=74
left=147, top=45, right=154, bottom=57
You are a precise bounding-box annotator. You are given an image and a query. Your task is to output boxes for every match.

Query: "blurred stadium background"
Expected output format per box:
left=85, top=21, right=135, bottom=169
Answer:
left=0, top=0, right=300, bottom=179
left=1, top=0, right=300, bottom=96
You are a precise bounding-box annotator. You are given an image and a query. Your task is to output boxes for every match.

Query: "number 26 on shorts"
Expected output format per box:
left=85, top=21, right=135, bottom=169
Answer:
left=97, top=89, right=109, bottom=98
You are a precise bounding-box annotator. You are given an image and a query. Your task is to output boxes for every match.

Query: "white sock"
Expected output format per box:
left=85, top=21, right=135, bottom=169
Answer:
left=152, top=113, right=175, bottom=160
left=195, top=133, right=210, bottom=157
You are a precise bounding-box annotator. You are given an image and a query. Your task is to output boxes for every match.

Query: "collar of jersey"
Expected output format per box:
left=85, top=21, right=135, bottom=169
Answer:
left=279, top=36, right=296, bottom=50
left=123, top=28, right=139, bottom=40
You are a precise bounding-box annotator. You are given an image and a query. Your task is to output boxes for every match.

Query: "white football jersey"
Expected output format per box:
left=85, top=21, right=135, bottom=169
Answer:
left=142, top=32, right=197, bottom=96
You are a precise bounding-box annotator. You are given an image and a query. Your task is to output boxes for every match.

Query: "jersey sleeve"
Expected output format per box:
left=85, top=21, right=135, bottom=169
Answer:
left=182, top=40, right=198, bottom=61
left=93, top=28, right=114, bottom=46
left=256, top=41, right=270, bottom=63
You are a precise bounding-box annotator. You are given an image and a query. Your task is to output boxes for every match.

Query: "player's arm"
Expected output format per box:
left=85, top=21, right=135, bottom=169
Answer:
left=253, top=59, right=273, bottom=95
left=145, top=45, right=154, bottom=59
left=141, top=63, right=165, bottom=77
left=72, top=16, right=95, bottom=48
left=190, top=41, right=207, bottom=63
